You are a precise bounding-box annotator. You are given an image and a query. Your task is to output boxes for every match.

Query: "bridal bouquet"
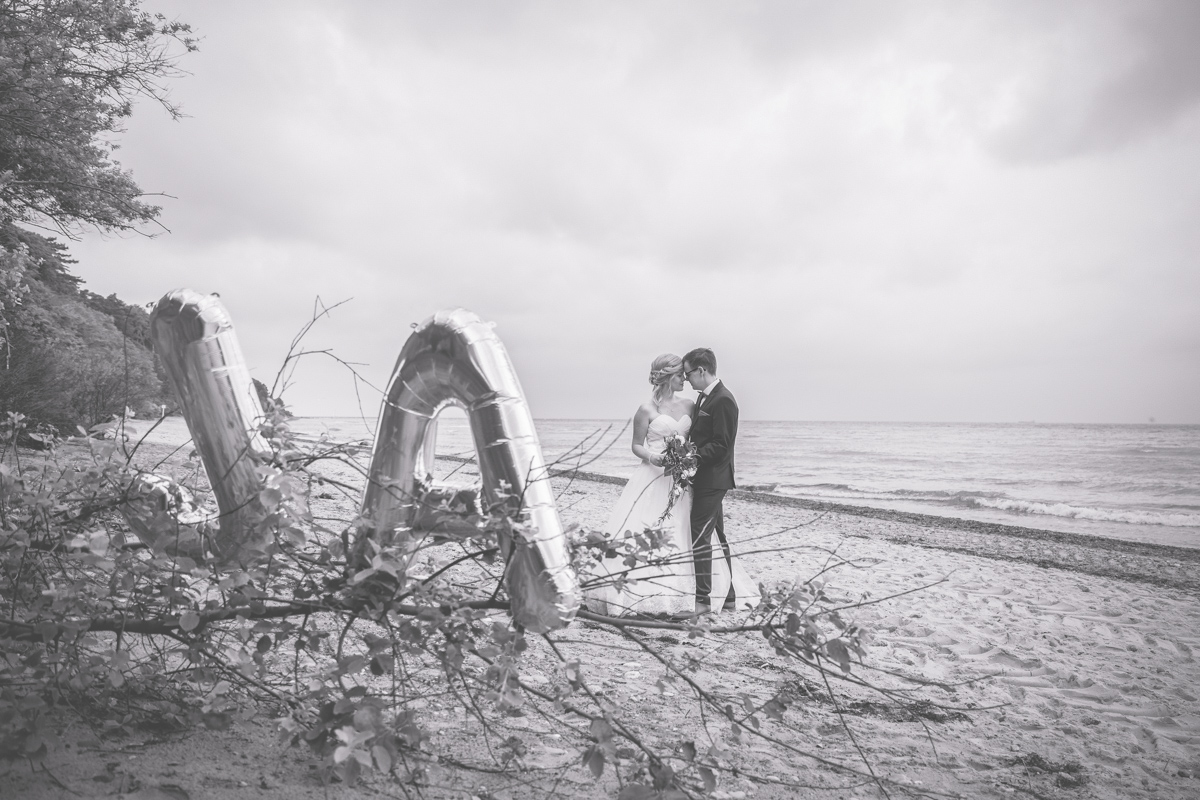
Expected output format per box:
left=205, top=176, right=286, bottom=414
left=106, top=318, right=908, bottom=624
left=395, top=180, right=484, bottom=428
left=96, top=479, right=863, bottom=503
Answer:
left=655, top=433, right=699, bottom=526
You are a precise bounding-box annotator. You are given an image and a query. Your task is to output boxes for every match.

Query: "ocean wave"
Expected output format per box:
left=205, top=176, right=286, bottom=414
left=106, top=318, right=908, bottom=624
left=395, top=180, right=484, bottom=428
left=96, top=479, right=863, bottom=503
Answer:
left=1113, top=445, right=1200, bottom=457
left=769, top=483, right=1200, bottom=528
left=775, top=483, right=1009, bottom=502
left=769, top=482, right=864, bottom=496
left=962, top=496, right=1200, bottom=527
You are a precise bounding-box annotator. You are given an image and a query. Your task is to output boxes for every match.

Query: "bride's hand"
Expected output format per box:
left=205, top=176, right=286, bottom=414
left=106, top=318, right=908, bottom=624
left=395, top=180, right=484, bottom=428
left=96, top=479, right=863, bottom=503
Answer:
left=648, top=453, right=664, bottom=467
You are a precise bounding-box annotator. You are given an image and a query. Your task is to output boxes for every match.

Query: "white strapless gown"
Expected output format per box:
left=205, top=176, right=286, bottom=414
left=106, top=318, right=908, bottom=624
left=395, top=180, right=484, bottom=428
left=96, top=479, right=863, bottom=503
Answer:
left=584, top=414, right=759, bottom=617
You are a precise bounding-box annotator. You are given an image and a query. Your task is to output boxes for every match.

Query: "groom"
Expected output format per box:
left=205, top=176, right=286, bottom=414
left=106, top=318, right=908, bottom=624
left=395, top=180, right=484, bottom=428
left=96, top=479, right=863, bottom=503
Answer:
left=682, top=347, right=738, bottom=616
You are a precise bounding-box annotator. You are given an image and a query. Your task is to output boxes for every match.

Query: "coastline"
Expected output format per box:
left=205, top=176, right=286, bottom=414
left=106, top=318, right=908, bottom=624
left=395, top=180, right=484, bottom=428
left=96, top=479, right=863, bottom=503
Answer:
left=528, top=459, right=1200, bottom=596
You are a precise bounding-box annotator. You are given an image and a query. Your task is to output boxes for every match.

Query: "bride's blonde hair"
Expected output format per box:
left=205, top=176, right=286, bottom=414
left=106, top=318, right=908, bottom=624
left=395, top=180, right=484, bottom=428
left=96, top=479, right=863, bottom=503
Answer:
left=648, top=354, right=683, bottom=406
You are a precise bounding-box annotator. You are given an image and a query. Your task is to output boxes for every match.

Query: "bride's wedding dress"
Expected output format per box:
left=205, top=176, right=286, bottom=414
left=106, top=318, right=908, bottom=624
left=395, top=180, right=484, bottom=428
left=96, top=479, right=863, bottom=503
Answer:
left=585, top=413, right=759, bottom=617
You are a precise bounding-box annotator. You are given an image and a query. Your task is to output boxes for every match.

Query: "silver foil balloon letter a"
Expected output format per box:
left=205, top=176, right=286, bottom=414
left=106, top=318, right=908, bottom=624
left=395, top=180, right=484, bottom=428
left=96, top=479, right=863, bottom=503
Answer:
left=361, top=309, right=580, bottom=632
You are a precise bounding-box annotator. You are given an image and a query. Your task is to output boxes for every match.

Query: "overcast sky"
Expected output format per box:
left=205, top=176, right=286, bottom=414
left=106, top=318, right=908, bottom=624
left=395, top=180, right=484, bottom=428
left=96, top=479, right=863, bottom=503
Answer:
left=71, top=0, right=1200, bottom=423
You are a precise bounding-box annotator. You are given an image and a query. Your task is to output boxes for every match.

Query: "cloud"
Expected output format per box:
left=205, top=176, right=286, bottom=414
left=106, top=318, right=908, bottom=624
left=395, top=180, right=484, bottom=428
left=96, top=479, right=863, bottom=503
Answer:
left=65, top=0, right=1200, bottom=423
left=960, top=0, right=1200, bottom=162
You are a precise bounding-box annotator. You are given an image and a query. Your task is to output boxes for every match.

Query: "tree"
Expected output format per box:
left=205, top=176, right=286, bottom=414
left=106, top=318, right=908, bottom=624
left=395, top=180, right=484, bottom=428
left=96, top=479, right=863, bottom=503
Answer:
left=0, top=220, right=77, bottom=289
left=0, top=266, right=165, bottom=428
left=0, top=2, right=190, bottom=431
left=0, top=0, right=196, bottom=236
left=0, top=239, right=29, bottom=368
left=0, top=223, right=171, bottom=432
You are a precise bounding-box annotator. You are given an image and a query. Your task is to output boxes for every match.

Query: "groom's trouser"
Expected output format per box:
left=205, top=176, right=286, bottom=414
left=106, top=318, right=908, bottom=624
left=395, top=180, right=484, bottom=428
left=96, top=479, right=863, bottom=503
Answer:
left=691, top=487, right=735, bottom=606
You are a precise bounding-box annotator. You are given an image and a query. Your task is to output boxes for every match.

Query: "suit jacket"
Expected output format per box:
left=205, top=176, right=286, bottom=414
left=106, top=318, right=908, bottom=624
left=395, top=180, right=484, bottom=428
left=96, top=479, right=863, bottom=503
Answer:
left=690, top=381, right=738, bottom=491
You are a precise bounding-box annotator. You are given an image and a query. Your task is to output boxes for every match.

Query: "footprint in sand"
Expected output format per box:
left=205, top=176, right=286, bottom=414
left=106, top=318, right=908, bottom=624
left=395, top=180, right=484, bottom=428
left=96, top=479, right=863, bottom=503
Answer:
left=1152, top=715, right=1200, bottom=746
left=985, top=649, right=1044, bottom=671
left=1060, top=678, right=1122, bottom=704
left=953, top=581, right=1014, bottom=597
left=947, top=644, right=1043, bottom=673
left=1029, top=600, right=1079, bottom=615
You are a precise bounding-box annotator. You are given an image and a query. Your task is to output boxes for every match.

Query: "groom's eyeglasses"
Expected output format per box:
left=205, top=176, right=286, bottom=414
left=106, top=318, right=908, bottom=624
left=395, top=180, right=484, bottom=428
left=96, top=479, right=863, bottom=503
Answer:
left=684, top=367, right=701, bottom=377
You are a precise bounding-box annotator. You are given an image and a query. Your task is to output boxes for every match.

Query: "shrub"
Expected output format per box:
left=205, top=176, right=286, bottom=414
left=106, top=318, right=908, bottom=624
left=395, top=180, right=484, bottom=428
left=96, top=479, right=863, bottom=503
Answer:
left=0, top=410, right=947, bottom=797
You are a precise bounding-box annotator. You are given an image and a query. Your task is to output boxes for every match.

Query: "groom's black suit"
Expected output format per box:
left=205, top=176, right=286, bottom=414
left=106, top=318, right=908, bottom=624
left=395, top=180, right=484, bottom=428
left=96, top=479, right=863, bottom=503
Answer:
left=689, top=380, right=738, bottom=607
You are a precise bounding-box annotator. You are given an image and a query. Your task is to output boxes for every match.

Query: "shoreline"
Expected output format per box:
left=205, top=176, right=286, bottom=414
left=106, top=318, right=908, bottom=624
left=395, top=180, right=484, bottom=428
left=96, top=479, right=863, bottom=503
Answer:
left=536, top=461, right=1200, bottom=597
left=552, top=462, right=1200, bottom=557
left=84, top=420, right=1200, bottom=594
left=175, top=417, right=1200, bottom=552
left=434, top=453, right=1200, bottom=559
left=94, top=422, right=1200, bottom=591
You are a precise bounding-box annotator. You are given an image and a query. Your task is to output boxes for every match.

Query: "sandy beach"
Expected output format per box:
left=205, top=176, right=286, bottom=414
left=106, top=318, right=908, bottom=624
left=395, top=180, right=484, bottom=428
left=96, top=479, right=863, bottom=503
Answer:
left=553, top=472, right=1200, bottom=799
left=6, top=424, right=1200, bottom=799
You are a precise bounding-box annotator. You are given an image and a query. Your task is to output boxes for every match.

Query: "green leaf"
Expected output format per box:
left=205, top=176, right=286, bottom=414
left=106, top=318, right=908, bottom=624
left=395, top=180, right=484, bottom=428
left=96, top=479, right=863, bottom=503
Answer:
left=372, top=745, right=392, bottom=774
left=617, top=785, right=656, bottom=800
left=699, top=766, right=717, bottom=793
left=826, top=639, right=853, bottom=673
left=338, top=656, right=367, bottom=676
left=353, top=706, right=380, bottom=731
left=582, top=745, right=605, bottom=779
left=651, top=761, right=675, bottom=790
left=338, top=754, right=361, bottom=786
left=589, top=718, right=614, bottom=744
left=179, top=611, right=200, bottom=632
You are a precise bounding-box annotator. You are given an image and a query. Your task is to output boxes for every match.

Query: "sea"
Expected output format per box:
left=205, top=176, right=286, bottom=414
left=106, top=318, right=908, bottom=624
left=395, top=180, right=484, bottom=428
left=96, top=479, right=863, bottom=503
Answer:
left=288, top=415, right=1200, bottom=551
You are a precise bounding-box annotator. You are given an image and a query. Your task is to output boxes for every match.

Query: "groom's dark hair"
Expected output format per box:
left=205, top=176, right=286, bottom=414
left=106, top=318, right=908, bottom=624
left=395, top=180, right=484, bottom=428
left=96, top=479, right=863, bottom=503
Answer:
left=683, top=347, right=716, bottom=374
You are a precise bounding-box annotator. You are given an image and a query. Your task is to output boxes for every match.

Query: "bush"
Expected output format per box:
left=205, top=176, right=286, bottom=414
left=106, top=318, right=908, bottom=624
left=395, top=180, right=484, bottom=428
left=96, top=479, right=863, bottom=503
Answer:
left=0, top=229, right=169, bottom=431
left=0, top=410, right=950, bottom=797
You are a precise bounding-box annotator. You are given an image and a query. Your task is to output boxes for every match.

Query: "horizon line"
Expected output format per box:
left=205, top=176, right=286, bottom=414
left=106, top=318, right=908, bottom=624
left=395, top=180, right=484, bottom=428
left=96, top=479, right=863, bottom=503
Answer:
left=285, top=414, right=1197, bottom=426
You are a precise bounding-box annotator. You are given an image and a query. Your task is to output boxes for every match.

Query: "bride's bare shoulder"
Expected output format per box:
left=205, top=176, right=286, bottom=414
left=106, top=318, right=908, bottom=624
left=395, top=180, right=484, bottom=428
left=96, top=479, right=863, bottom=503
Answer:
left=634, top=402, right=658, bottom=421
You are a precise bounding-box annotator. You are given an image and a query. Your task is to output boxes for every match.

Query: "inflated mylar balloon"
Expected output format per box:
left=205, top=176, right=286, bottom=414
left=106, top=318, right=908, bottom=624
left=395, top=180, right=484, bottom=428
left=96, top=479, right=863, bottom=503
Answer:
left=144, top=289, right=271, bottom=564
left=362, top=308, right=580, bottom=632
left=124, top=472, right=212, bottom=559
left=141, top=292, right=580, bottom=631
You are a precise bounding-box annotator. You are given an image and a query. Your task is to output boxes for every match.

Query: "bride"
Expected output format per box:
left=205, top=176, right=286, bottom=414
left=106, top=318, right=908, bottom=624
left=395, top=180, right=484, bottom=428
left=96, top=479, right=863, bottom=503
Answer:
left=584, top=354, right=756, bottom=618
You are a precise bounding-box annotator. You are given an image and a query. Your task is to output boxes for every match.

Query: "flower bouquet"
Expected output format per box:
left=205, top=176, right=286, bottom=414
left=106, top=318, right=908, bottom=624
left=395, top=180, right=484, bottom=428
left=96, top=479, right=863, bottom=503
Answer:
left=656, top=433, right=699, bottom=526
